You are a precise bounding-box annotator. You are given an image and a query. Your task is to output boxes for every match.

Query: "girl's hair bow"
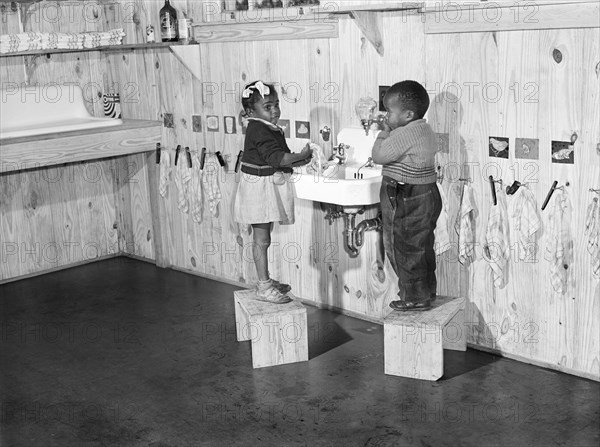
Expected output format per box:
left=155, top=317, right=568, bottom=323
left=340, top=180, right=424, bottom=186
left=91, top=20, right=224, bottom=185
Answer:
left=242, top=81, right=270, bottom=99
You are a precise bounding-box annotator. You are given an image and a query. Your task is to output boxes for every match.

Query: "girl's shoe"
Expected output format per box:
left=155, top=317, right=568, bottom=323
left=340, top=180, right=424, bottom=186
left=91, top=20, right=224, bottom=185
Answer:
left=256, top=285, right=292, bottom=304
left=271, top=279, right=291, bottom=294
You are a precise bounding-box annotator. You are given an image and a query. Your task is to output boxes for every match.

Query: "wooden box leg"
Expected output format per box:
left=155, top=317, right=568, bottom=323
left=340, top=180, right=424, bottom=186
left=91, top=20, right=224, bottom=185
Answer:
left=443, top=309, right=466, bottom=351
left=234, top=297, right=251, bottom=342
left=384, top=322, right=444, bottom=381
left=251, top=310, right=308, bottom=369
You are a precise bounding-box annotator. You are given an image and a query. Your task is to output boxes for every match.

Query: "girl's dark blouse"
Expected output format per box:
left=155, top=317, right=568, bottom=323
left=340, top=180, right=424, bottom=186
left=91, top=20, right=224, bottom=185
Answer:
left=242, top=120, right=293, bottom=173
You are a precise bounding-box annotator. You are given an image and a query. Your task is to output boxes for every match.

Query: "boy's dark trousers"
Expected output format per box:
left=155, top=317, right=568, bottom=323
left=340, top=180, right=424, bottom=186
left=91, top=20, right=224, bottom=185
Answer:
left=380, top=176, right=442, bottom=302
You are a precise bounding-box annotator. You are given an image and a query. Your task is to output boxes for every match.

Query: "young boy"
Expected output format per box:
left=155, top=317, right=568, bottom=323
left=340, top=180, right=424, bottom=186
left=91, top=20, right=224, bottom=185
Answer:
left=372, top=80, right=441, bottom=311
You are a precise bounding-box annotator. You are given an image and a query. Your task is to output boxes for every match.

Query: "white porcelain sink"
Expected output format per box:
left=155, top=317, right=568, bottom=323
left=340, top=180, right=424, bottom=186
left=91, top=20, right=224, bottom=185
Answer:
left=0, top=84, right=122, bottom=139
left=293, top=162, right=382, bottom=206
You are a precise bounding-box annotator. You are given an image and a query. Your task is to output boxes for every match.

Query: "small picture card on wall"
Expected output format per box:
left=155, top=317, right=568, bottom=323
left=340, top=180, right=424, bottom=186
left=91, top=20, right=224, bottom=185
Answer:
left=551, top=140, right=574, bottom=164
left=192, top=115, right=202, bottom=133
left=207, top=115, right=220, bottom=132
left=515, top=138, right=539, bottom=159
left=224, top=116, right=236, bottom=134
left=295, top=120, right=310, bottom=139
left=489, top=136, right=509, bottom=159
left=278, top=119, right=291, bottom=138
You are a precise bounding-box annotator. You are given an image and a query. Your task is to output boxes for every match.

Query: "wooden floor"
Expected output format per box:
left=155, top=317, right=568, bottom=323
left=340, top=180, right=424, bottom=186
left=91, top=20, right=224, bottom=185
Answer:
left=1, top=258, right=598, bottom=447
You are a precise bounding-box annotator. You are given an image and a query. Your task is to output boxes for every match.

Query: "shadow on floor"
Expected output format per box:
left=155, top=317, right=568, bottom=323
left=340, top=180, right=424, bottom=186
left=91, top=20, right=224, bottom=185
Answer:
left=441, top=349, right=499, bottom=381
left=306, top=308, right=354, bottom=360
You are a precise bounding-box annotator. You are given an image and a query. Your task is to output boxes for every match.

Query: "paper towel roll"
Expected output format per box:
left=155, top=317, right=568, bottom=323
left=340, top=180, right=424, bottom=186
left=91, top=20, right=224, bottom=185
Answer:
left=336, top=126, right=381, bottom=164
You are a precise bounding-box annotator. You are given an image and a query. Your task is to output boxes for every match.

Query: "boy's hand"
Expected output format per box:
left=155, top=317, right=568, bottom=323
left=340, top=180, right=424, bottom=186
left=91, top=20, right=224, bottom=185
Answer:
left=378, top=116, right=391, bottom=133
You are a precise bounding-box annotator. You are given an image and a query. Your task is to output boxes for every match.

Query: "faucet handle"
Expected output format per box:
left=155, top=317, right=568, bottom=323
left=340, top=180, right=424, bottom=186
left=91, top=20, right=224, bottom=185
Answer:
left=336, top=143, right=349, bottom=156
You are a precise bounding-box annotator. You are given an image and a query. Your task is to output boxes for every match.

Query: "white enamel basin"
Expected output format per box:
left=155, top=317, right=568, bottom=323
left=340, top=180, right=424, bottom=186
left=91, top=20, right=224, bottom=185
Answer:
left=0, top=84, right=122, bottom=139
left=293, top=163, right=382, bottom=206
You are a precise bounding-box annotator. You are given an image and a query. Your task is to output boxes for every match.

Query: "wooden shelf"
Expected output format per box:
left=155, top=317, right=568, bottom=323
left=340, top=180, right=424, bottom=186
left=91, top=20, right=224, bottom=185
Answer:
left=0, top=42, right=198, bottom=58
left=422, top=0, right=599, bottom=34
left=0, top=119, right=162, bottom=174
left=313, top=1, right=423, bottom=14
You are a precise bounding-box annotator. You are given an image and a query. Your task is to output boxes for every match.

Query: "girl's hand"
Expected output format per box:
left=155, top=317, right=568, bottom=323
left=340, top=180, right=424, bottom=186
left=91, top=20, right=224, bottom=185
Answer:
left=299, top=143, right=312, bottom=159
left=289, top=145, right=312, bottom=167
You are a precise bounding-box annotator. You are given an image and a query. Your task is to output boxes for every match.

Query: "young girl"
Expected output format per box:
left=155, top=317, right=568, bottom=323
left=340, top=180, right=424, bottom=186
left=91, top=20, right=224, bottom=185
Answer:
left=234, top=81, right=312, bottom=304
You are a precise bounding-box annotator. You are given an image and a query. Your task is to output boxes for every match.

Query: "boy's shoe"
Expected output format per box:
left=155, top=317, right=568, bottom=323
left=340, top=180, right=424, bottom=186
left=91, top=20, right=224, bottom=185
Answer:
left=389, top=299, right=431, bottom=312
left=430, top=293, right=437, bottom=302
left=255, top=285, right=292, bottom=304
left=271, top=279, right=291, bottom=294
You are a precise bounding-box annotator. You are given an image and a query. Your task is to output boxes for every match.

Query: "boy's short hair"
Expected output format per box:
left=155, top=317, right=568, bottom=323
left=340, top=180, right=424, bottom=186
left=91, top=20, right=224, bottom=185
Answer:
left=241, top=81, right=276, bottom=113
left=387, top=80, right=430, bottom=119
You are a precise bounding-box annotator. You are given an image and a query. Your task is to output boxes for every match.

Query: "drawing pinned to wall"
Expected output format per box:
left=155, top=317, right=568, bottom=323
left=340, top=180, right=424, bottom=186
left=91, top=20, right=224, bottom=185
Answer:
left=295, top=120, right=310, bottom=139
left=278, top=119, right=291, bottom=138
left=224, top=116, right=236, bottom=134
left=515, top=137, right=539, bottom=160
left=239, top=111, right=248, bottom=135
left=379, top=85, right=390, bottom=112
left=163, top=112, right=174, bottom=128
left=437, top=132, right=449, bottom=153
left=207, top=115, right=219, bottom=132
left=233, top=0, right=248, bottom=11
left=192, top=115, right=202, bottom=133
left=551, top=140, right=575, bottom=164
left=489, top=136, right=509, bottom=159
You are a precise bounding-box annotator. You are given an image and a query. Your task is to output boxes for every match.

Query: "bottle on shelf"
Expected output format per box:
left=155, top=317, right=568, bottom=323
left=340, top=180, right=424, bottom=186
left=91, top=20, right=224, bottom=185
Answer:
left=160, top=0, right=178, bottom=42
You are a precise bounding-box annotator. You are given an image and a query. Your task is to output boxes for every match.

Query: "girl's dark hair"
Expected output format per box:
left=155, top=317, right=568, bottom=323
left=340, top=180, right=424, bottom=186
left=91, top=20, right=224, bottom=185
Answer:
left=387, top=80, right=430, bottom=119
left=241, top=81, right=277, bottom=113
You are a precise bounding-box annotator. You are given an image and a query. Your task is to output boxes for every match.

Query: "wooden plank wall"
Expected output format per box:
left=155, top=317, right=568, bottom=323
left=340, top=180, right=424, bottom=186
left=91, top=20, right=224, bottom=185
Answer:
left=0, top=0, right=155, bottom=279
left=1, top=1, right=115, bottom=279
left=1, top=1, right=597, bottom=379
left=425, top=27, right=600, bottom=378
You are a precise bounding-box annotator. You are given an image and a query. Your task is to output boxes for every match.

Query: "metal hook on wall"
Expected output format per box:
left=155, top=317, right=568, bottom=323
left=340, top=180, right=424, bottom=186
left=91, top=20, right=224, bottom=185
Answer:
left=489, top=176, right=501, bottom=206
left=541, top=181, right=570, bottom=210
left=185, top=147, right=192, bottom=168
left=199, top=147, right=226, bottom=170
left=174, top=145, right=181, bottom=166
left=235, top=150, right=244, bottom=173
left=506, top=180, right=522, bottom=195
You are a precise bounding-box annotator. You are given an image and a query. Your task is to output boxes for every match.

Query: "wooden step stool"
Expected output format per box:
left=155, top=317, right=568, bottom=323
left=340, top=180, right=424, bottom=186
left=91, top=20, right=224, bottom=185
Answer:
left=383, top=296, right=466, bottom=380
left=234, top=289, right=308, bottom=369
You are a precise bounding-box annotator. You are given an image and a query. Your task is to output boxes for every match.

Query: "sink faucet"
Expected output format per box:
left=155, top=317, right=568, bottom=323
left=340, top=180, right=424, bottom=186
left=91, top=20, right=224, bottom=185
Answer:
left=331, top=143, right=349, bottom=164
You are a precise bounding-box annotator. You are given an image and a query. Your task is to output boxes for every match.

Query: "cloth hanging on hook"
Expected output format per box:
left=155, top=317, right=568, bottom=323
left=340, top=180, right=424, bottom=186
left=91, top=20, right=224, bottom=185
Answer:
left=454, top=183, right=476, bottom=265
left=509, top=186, right=541, bottom=261
left=159, top=150, right=171, bottom=199
left=203, top=160, right=222, bottom=217
left=434, top=183, right=451, bottom=256
left=191, top=153, right=204, bottom=224
left=484, top=185, right=510, bottom=288
left=585, top=197, right=599, bottom=278
left=544, top=189, right=573, bottom=294
left=174, top=155, right=192, bottom=214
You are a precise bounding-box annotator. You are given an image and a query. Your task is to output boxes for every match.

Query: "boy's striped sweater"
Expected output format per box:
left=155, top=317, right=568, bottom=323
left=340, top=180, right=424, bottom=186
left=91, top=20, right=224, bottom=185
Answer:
left=372, top=119, right=438, bottom=185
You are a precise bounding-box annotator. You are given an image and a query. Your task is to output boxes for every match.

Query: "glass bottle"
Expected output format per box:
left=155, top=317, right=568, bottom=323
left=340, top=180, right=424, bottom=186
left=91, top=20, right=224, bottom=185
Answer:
left=160, top=0, right=178, bottom=42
